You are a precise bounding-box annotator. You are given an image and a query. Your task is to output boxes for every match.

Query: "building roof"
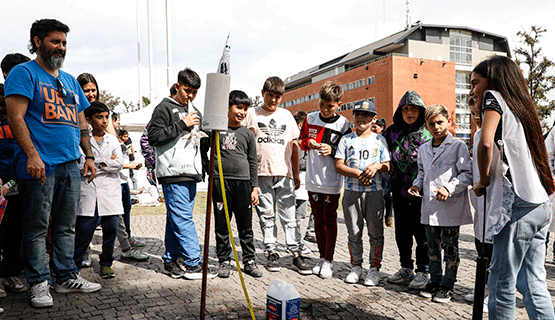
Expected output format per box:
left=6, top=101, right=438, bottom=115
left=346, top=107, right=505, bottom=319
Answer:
left=284, top=22, right=511, bottom=88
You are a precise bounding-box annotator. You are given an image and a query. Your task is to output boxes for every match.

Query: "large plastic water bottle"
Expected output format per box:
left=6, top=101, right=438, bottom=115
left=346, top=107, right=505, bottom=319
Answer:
left=266, top=279, right=300, bottom=320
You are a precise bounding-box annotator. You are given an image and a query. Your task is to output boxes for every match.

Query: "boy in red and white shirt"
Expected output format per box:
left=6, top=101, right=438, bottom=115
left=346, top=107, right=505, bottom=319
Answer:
left=298, top=81, right=351, bottom=278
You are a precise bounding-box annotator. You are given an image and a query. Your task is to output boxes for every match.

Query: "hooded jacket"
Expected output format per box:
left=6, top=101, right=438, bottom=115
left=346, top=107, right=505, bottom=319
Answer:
left=383, top=90, right=431, bottom=197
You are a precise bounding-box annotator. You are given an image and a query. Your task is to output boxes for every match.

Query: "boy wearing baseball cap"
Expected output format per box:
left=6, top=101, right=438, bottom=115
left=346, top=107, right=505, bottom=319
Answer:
left=334, top=99, right=390, bottom=286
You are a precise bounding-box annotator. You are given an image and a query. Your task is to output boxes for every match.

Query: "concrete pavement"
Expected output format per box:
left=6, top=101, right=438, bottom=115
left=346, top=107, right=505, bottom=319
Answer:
left=3, top=209, right=555, bottom=319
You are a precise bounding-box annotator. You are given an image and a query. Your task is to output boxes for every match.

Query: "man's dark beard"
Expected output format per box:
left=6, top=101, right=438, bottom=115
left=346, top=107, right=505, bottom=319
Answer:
left=39, top=42, right=65, bottom=70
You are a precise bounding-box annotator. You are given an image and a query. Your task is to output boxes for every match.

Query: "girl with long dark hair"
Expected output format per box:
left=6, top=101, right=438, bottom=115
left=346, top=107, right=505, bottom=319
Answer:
left=472, top=55, right=554, bottom=319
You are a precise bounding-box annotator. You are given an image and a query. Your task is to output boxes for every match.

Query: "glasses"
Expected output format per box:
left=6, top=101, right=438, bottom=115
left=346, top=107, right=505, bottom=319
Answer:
left=56, top=78, right=67, bottom=98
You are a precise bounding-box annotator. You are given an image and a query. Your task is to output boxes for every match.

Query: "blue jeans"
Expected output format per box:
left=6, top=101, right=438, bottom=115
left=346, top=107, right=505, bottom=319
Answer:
left=74, top=208, right=118, bottom=269
left=425, top=225, right=460, bottom=290
left=488, top=195, right=554, bottom=319
left=256, top=176, right=301, bottom=254
left=20, top=160, right=80, bottom=285
left=161, top=181, right=201, bottom=266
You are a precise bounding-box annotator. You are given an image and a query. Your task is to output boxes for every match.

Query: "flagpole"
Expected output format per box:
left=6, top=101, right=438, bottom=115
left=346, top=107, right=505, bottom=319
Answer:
left=165, top=0, right=173, bottom=87
left=147, top=0, right=154, bottom=101
left=136, top=0, right=142, bottom=109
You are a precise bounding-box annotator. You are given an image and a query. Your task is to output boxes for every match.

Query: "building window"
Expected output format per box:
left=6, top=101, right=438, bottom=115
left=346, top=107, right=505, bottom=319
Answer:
left=367, top=76, right=375, bottom=85
left=456, top=93, right=469, bottom=111
left=312, top=66, right=345, bottom=83
left=455, top=72, right=470, bottom=90
left=450, top=30, right=472, bottom=66
left=426, top=28, right=442, bottom=44
left=456, top=113, right=471, bottom=130
left=479, top=37, right=494, bottom=51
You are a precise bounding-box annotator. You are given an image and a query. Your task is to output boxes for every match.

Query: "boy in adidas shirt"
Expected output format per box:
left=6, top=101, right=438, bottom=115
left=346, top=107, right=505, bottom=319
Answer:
left=335, top=99, right=390, bottom=286
left=242, top=77, right=311, bottom=275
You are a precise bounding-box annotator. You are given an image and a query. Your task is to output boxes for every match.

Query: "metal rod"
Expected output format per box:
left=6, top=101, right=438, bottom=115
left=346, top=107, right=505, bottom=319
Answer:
left=200, top=132, right=217, bottom=320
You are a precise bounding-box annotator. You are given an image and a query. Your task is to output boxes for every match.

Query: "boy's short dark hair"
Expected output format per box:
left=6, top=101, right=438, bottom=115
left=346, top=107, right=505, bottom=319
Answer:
left=319, top=81, right=343, bottom=102
left=29, top=19, right=70, bottom=54
left=177, top=68, right=201, bottom=89
left=1, top=53, right=31, bottom=77
left=170, top=84, right=177, bottom=96
left=375, top=118, right=386, bottom=129
left=229, top=90, right=250, bottom=107
left=262, top=76, right=285, bottom=95
left=293, top=110, right=307, bottom=125
left=84, top=101, right=109, bottom=119
left=118, top=129, right=129, bottom=137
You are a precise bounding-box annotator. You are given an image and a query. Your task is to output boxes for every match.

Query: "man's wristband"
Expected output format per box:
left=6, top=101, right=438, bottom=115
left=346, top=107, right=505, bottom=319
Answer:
left=85, top=156, right=95, bottom=161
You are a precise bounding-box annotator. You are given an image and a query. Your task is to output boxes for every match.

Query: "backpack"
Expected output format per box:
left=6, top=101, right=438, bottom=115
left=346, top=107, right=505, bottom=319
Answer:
left=140, top=125, right=156, bottom=169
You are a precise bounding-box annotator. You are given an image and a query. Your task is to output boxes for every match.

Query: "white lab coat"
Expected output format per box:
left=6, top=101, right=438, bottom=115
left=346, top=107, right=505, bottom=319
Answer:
left=77, top=132, right=124, bottom=217
left=413, top=133, right=473, bottom=227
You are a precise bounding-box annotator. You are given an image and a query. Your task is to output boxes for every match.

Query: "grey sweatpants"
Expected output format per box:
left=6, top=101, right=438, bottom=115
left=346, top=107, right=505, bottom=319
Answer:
left=342, top=189, right=384, bottom=268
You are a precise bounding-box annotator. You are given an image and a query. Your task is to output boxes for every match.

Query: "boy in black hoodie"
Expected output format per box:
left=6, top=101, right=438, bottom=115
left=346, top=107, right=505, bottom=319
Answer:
left=383, top=90, right=432, bottom=290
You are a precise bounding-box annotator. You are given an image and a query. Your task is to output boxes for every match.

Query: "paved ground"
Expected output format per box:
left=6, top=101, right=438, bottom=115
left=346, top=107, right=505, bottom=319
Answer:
left=4, top=206, right=555, bottom=319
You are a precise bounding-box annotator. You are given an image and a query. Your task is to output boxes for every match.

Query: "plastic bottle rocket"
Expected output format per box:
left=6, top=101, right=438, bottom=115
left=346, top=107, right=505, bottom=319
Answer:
left=266, top=278, right=300, bottom=320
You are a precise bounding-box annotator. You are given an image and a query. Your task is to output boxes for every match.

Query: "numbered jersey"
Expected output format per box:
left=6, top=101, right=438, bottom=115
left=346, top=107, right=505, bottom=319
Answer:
left=335, top=132, right=390, bottom=192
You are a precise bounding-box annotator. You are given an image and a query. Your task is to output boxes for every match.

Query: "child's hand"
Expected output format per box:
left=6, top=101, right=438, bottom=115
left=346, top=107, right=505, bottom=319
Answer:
left=293, top=173, right=301, bottom=190
left=362, top=163, right=378, bottom=179
left=318, top=143, right=332, bottom=156
left=251, top=188, right=259, bottom=206
left=307, top=139, right=320, bottom=150
left=473, top=180, right=488, bottom=197
left=408, top=186, right=420, bottom=197
left=435, top=186, right=450, bottom=202
left=181, top=111, right=200, bottom=128
left=111, top=152, right=117, bottom=160
left=132, top=163, right=143, bottom=170
left=357, top=171, right=372, bottom=186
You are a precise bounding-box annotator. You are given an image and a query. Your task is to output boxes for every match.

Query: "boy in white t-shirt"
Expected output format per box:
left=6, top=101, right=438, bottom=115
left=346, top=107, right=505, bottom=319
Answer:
left=242, top=76, right=311, bottom=275
left=335, top=99, right=390, bottom=286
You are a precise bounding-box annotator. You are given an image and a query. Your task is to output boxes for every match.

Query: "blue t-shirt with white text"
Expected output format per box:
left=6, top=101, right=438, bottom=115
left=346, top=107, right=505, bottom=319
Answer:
left=4, top=60, right=90, bottom=179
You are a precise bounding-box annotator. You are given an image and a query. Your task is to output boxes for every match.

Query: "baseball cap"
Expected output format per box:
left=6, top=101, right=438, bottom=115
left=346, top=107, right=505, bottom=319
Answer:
left=352, top=99, right=376, bottom=115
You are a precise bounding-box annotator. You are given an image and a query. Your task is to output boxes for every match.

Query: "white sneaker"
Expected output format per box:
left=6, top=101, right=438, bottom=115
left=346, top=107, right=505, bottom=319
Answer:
left=54, top=275, right=101, bottom=293
left=345, top=265, right=363, bottom=284
left=29, top=281, right=53, bottom=308
left=301, top=244, right=311, bottom=255
left=364, top=267, right=380, bottom=286
left=319, top=260, right=333, bottom=279
left=388, top=267, right=414, bottom=284
left=312, top=258, right=324, bottom=275
left=409, top=271, right=429, bottom=290
left=464, top=291, right=475, bottom=302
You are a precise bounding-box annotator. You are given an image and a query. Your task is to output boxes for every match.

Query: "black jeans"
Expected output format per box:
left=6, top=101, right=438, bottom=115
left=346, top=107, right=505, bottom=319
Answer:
left=213, top=179, right=256, bottom=264
left=392, top=194, right=429, bottom=272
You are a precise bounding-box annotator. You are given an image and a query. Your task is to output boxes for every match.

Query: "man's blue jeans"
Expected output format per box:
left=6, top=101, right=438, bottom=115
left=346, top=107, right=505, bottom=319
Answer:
left=20, top=160, right=80, bottom=285
left=488, top=195, right=554, bottom=319
left=161, top=181, right=201, bottom=267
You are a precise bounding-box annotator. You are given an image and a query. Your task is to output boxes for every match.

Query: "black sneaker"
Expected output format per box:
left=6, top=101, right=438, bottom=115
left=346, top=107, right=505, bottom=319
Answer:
left=432, top=287, right=454, bottom=303
left=243, top=260, right=263, bottom=278
left=184, top=264, right=204, bottom=280
left=292, top=255, right=312, bottom=275
left=419, top=282, right=441, bottom=299
left=163, top=260, right=185, bottom=279
left=218, top=261, right=232, bottom=278
left=266, top=253, right=281, bottom=272
left=304, top=234, right=317, bottom=243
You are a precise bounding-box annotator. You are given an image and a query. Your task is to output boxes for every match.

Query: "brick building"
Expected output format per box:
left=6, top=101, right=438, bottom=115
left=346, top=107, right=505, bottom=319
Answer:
left=281, top=22, right=511, bottom=144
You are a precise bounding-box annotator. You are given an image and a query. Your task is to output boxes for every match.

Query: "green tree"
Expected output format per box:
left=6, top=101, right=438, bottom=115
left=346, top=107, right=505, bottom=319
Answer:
left=99, top=90, right=145, bottom=113
left=251, top=95, right=263, bottom=108
left=514, top=26, right=555, bottom=128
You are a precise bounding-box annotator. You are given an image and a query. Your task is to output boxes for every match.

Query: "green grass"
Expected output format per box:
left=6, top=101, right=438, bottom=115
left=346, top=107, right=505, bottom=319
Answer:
left=131, top=191, right=208, bottom=216
left=131, top=190, right=344, bottom=216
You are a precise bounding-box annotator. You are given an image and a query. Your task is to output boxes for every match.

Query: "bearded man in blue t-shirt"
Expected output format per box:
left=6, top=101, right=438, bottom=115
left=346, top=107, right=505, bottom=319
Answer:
left=5, top=19, right=101, bottom=308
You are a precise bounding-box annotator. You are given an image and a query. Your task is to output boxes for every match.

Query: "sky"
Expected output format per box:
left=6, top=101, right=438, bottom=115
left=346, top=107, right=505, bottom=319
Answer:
left=2, top=0, right=555, bottom=114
